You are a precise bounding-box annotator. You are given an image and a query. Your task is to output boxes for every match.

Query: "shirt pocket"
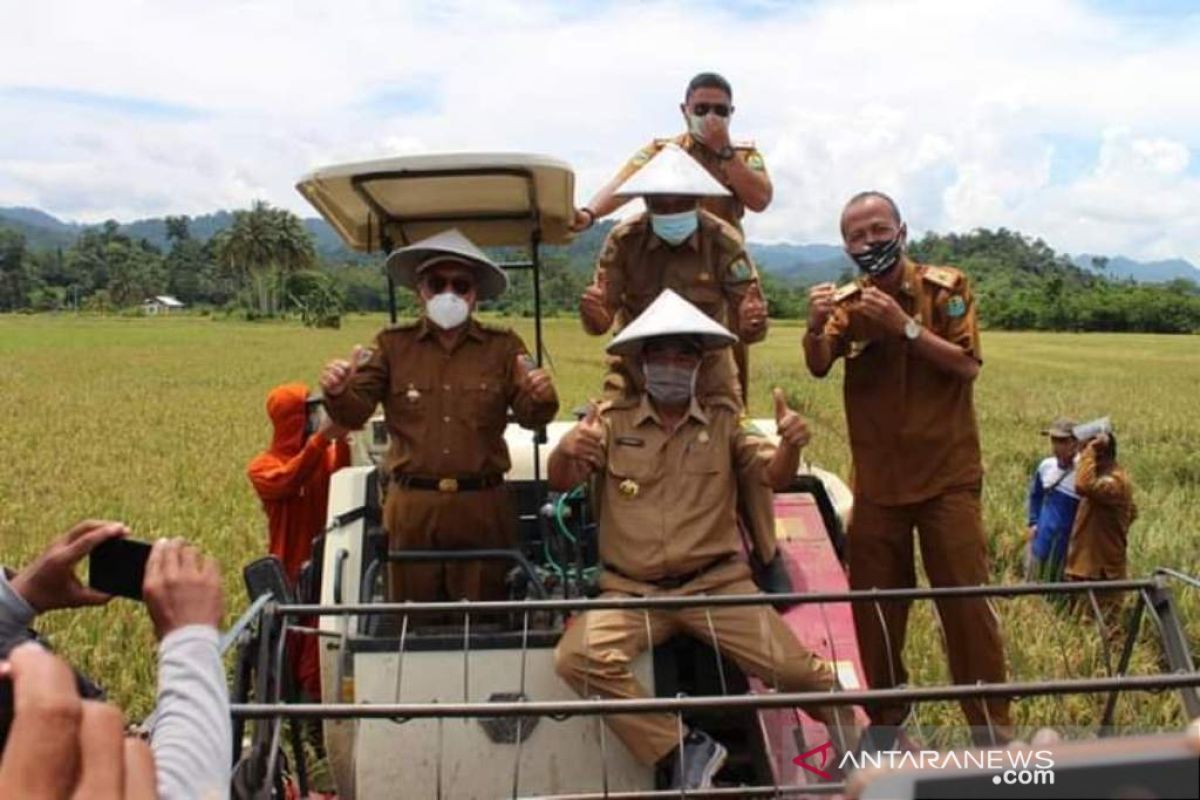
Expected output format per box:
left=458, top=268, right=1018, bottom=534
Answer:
left=607, top=444, right=658, bottom=485
left=681, top=284, right=724, bottom=318
left=389, top=376, right=432, bottom=420
left=457, top=379, right=507, bottom=430
left=683, top=437, right=724, bottom=475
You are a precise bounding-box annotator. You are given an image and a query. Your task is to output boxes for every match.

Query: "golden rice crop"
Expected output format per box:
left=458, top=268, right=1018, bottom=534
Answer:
left=0, top=313, right=1196, bottom=737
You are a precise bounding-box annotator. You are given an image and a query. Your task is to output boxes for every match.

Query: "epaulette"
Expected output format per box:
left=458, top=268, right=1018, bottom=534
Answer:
left=605, top=396, right=639, bottom=412
left=922, top=265, right=962, bottom=291
left=476, top=319, right=514, bottom=335
left=611, top=215, right=646, bottom=238
left=382, top=319, right=420, bottom=332
left=833, top=281, right=863, bottom=304
left=699, top=209, right=742, bottom=244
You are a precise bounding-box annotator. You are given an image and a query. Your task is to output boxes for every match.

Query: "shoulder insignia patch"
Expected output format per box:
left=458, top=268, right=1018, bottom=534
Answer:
left=739, top=415, right=766, bottom=437
left=945, top=295, right=967, bottom=318
left=922, top=266, right=960, bottom=290
left=630, top=144, right=658, bottom=167
left=726, top=257, right=754, bottom=283
left=745, top=152, right=766, bottom=172
left=833, top=282, right=862, bottom=304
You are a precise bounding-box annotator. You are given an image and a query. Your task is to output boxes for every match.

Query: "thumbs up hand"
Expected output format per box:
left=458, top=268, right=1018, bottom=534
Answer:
left=320, top=344, right=369, bottom=397
left=515, top=353, right=557, bottom=404
left=561, top=401, right=605, bottom=468
left=773, top=387, right=811, bottom=450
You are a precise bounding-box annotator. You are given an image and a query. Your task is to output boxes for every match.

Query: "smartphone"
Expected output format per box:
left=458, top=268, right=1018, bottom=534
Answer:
left=88, top=538, right=153, bottom=600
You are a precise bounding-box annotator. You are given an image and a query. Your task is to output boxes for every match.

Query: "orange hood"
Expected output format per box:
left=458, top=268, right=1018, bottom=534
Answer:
left=266, top=382, right=311, bottom=456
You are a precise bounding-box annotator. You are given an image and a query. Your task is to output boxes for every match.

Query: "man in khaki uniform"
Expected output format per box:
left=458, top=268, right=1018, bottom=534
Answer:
left=320, top=229, right=558, bottom=604
left=571, top=72, right=772, bottom=235
left=803, top=191, right=1012, bottom=745
left=1064, top=431, right=1136, bottom=636
left=579, top=142, right=768, bottom=405
left=573, top=71, right=773, bottom=399
left=551, top=290, right=859, bottom=791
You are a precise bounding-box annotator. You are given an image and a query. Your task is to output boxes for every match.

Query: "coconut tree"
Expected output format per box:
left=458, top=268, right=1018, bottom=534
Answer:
left=217, top=201, right=316, bottom=316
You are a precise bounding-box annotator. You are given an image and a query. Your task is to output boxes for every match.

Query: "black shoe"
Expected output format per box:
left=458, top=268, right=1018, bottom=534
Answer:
left=668, top=729, right=728, bottom=791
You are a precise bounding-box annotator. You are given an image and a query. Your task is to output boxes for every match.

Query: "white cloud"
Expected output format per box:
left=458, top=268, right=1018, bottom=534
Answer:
left=1, top=0, right=1199, bottom=263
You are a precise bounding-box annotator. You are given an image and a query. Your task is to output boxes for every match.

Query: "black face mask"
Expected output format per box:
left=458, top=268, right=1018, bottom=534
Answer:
left=849, top=233, right=903, bottom=277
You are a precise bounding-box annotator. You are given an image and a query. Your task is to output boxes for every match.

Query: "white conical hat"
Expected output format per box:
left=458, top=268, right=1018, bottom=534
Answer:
left=613, top=142, right=731, bottom=198
left=384, top=228, right=509, bottom=300
left=606, top=289, right=737, bottom=356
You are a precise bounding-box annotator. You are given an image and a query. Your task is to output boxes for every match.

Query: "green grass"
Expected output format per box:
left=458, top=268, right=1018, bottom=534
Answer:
left=1, top=313, right=1197, bottom=736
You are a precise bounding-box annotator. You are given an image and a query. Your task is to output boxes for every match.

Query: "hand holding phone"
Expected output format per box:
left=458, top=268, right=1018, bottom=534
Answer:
left=88, top=538, right=152, bottom=601
left=12, top=520, right=127, bottom=612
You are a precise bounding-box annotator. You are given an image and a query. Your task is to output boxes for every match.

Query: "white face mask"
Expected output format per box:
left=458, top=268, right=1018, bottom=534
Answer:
left=426, top=292, right=470, bottom=330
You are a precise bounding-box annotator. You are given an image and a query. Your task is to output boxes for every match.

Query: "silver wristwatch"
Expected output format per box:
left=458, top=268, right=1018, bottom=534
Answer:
left=903, top=316, right=921, bottom=341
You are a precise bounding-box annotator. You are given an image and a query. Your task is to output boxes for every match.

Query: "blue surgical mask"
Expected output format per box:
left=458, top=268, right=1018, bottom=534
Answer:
left=650, top=210, right=699, bottom=246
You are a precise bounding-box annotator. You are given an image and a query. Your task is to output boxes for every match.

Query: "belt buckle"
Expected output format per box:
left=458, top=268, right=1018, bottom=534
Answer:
left=437, top=477, right=459, bottom=493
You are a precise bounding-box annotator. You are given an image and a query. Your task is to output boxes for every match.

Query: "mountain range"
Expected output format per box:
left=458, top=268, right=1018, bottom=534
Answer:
left=2, top=205, right=1197, bottom=286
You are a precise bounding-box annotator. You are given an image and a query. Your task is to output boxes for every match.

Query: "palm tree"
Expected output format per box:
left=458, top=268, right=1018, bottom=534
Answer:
left=218, top=201, right=316, bottom=316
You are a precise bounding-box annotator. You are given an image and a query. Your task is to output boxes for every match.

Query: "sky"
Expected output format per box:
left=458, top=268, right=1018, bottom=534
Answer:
left=1, top=0, right=1199, bottom=262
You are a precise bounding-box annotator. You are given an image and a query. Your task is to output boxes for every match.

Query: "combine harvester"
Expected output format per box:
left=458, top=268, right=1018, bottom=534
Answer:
left=225, top=154, right=1200, bottom=800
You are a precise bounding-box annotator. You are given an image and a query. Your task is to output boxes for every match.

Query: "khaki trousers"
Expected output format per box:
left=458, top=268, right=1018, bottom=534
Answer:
left=847, top=488, right=1013, bottom=742
left=383, top=485, right=517, bottom=604
left=554, top=576, right=858, bottom=765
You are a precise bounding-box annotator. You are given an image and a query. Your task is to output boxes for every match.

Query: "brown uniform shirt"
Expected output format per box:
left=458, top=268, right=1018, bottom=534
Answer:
left=815, top=259, right=983, bottom=506
left=590, top=395, right=774, bottom=583
left=1065, top=450, right=1136, bottom=580
left=323, top=316, right=558, bottom=477
left=589, top=210, right=765, bottom=400
left=616, top=134, right=769, bottom=231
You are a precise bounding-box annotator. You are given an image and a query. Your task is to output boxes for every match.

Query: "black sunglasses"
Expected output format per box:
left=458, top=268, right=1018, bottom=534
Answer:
left=691, top=102, right=731, bottom=118
left=424, top=275, right=474, bottom=295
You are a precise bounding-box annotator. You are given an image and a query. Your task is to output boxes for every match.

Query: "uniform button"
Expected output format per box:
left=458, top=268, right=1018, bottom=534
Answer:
left=443, top=384, right=450, bottom=391
left=443, top=448, right=450, bottom=455
left=443, top=415, right=451, bottom=423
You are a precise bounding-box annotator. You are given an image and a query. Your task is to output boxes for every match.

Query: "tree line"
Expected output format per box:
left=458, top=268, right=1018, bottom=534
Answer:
left=1, top=204, right=1197, bottom=333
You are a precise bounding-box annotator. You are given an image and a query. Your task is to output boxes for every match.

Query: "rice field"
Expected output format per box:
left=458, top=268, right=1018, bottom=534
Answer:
left=1, top=312, right=1197, bottom=736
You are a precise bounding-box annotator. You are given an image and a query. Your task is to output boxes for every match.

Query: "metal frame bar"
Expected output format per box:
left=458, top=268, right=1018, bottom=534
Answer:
left=230, top=672, right=1200, bottom=720
left=278, top=579, right=1161, bottom=617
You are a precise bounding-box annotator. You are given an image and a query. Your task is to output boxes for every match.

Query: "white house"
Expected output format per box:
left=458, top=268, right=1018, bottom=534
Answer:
left=142, top=295, right=185, bottom=315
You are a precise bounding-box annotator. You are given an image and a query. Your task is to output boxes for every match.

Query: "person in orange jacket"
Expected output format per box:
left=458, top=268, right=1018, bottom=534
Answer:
left=247, top=382, right=350, bottom=698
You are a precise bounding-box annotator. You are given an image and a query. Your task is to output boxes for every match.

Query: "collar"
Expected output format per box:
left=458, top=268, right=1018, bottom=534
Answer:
left=632, top=393, right=710, bottom=429
left=416, top=315, right=485, bottom=342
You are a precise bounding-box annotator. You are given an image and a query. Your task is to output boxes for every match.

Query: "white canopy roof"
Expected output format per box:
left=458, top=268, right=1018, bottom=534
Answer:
left=296, top=152, right=576, bottom=251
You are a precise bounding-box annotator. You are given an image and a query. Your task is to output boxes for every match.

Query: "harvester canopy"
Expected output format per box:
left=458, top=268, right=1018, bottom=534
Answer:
left=295, top=152, right=576, bottom=252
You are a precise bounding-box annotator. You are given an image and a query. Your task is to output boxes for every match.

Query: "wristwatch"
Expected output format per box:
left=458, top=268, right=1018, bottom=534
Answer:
left=903, top=316, right=921, bottom=341
left=716, top=145, right=735, bottom=161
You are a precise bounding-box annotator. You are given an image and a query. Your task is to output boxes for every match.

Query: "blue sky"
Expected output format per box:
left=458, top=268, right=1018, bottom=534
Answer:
left=1, top=0, right=1198, bottom=263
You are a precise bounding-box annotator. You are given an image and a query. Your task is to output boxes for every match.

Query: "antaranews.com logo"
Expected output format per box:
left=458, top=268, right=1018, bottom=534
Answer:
left=794, top=740, right=1055, bottom=785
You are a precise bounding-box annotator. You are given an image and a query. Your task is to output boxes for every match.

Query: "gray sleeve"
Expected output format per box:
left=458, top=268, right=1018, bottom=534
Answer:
left=0, top=570, right=36, bottom=650
left=151, top=625, right=232, bottom=800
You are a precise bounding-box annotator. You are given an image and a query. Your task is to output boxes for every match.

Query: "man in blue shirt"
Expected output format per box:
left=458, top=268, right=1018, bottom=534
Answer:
left=1026, top=418, right=1081, bottom=581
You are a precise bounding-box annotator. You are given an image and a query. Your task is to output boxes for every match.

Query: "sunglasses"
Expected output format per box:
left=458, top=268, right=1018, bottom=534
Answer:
left=424, top=275, right=474, bottom=295
left=691, top=102, right=731, bottom=118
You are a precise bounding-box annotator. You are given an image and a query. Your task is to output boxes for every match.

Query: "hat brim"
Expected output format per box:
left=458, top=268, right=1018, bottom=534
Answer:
left=385, top=249, right=508, bottom=301
left=606, top=330, right=736, bottom=358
